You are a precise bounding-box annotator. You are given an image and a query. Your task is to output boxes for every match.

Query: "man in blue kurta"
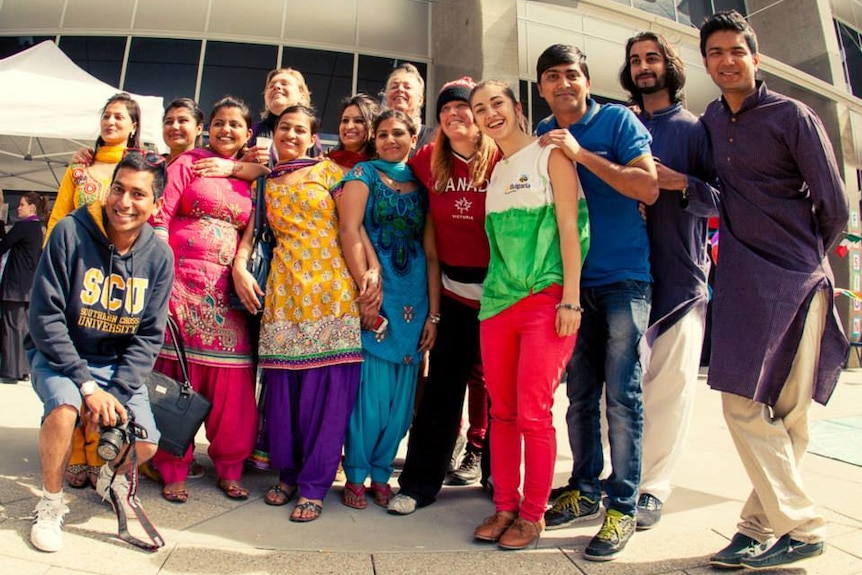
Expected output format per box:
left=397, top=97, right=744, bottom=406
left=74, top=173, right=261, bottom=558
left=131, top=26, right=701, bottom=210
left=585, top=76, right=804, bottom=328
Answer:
left=621, top=31, right=719, bottom=531
left=700, top=11, right=849, bottom=571
left=535, top=43, right=659, bottom=562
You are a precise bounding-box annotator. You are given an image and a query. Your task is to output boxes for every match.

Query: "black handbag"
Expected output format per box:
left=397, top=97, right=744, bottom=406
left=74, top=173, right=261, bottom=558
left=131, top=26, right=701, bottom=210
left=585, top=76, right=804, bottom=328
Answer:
left=230, top=176, right=273, bottom=312
left=145, top=315, right=212, bottom=457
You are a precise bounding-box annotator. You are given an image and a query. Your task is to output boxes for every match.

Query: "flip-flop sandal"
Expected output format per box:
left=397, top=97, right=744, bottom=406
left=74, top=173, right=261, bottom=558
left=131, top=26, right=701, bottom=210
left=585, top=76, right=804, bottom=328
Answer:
left=65, top=464, right=89, bottom=489
left=342, top=482, right=367, bottom=509
left=217, top=479, right=250, bottom=500
left=162, top=483, right=189, bottom=504
left=370, top=482, right=392, bottom=507
left=188, top=459, right=205, bottom=479
left=290, top=500, right=323, bottom=522
left=264, top=484, right=297, bottom=506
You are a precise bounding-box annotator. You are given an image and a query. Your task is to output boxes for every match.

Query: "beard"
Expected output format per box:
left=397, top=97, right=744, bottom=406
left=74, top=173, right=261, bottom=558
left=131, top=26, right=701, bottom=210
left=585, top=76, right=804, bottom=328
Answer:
left=635, top=74, right=666, bottom=95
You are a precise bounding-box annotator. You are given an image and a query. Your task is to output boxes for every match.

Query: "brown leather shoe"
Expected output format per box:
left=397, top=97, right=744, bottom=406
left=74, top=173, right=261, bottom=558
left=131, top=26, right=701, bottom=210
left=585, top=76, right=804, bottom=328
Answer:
left=498, top=517, right=545, bottom=550
left=474, top=512, right=516, bottom=542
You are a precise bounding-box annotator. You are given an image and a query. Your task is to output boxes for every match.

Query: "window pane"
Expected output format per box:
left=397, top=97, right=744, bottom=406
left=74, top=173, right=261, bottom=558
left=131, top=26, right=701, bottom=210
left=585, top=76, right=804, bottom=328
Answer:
left=199, top=41, right=277, bottom=116
left=0, top=36, right=54, bottom=59
left=530, top=82, right=552, bottom=133
left=838, top=21, right=862, bottom=97
left=632, top=0, right=677, bottom=22
left=714, top=0, right=746, bottom=16
left=280, top=47, right=353, bottom=135
left=124, top=37, right=200, bottom=106
left=357, top=55, right=428, bottom=124
left=58, top=36, right=125, bottom=87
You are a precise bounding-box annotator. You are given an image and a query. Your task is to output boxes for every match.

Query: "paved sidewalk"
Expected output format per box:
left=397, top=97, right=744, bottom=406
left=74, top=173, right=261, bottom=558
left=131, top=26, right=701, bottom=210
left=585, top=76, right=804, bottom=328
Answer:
left=1, top=370, right=860, bottom=575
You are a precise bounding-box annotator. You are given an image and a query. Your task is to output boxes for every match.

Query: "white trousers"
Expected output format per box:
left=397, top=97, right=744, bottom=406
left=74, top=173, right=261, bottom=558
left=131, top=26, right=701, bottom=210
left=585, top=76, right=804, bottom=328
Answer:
left=639, top=306, right=706, bottom=501
left=721, top=290, right=827, bottom=544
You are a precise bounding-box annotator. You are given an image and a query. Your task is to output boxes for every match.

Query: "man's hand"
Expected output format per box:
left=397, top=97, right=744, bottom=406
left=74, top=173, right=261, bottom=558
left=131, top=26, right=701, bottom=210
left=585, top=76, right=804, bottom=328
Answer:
left=656, top=163, right=688, bottom=191
left=539, top=129, right=582, bottom=162
left=84, top=388, right=127, bottom=427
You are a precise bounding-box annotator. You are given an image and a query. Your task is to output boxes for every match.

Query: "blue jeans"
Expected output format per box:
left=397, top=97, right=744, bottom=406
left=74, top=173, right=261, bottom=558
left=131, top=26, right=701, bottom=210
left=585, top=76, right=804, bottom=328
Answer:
left=565, top=280, right=651, bottom=516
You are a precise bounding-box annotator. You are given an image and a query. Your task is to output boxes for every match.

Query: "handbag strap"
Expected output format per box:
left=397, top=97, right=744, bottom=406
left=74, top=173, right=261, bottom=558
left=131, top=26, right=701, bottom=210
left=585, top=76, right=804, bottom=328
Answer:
left=163, top=315, right=192, bottom=394
left=254, top=176, right=268, bottom=237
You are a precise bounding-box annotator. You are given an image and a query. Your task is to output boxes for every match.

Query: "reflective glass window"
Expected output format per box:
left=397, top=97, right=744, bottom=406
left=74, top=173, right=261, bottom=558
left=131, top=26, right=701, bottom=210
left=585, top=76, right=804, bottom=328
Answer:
left=124, top=37, right=200, bottom=106
left=0, top=36, right=53, bottom=59
left=280, top=47, right=354, bottom=135
left=58, top=36, right=125, bottom=87
left=199, top=41, right=277, bottom=116
left=836, top=20, right=862, bottom=97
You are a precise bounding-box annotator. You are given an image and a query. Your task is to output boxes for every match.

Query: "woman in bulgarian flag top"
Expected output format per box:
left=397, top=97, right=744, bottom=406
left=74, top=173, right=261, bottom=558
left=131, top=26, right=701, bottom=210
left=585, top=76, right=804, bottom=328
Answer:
left=468, top=80, right=586, bottom=550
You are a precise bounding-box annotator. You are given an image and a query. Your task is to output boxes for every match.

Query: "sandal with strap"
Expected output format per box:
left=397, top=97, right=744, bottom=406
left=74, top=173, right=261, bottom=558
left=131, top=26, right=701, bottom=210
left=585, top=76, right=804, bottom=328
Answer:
left=264, top=483, right=297, bottom=506
left=370, top=482, right=392, bottom=507
left=162, top=482, right=189, bottom=504
left=65, top=464, right=89, bottom=489
left=217, top=479, right=250, bottom=500
left=290, top=500, right=323, bottom=522
left=342, top=482, right=367, bottom=509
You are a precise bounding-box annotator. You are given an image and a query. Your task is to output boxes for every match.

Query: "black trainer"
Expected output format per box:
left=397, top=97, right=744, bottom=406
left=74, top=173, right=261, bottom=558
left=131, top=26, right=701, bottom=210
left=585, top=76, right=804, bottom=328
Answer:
left=447, top=450, right=482, bottom=485
left=583, top=509, right=636, bottom=561
left=740, top=534, right=824, bottom=570
left=447, top=434, right=467, bottom=474
left=709, top=532, right=771, bottom=569
left=635, top=493, right=663, bottom=530
left=544, top=488, right=601, bottom=529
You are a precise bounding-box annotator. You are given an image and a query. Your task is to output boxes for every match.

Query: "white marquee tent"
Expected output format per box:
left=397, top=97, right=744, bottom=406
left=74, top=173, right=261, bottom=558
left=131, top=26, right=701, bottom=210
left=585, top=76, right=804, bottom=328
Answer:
left=0, top=41, right=165, bottom=194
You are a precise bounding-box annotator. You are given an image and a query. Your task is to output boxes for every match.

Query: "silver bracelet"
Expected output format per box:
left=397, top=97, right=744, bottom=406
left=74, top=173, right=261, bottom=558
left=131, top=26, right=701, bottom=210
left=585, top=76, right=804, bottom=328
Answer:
left=555, top=303, right=584, bottom=313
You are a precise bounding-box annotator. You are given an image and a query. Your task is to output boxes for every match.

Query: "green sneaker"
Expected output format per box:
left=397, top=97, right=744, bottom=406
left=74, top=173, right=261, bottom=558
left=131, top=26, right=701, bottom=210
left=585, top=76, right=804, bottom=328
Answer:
left=544, top=488, right=601, bottom=530
left=584, top=509, right=636, bottom=561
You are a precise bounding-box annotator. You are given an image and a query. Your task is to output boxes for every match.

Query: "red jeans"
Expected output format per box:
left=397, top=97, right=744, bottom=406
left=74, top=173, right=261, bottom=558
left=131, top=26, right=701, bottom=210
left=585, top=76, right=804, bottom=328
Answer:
left=480, top=285, right=576, bottom=522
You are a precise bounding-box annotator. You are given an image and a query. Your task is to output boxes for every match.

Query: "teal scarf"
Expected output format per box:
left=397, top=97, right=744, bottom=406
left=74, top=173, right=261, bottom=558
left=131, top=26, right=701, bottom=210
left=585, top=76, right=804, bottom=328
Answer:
left=369, top=159, right=416, bottom=183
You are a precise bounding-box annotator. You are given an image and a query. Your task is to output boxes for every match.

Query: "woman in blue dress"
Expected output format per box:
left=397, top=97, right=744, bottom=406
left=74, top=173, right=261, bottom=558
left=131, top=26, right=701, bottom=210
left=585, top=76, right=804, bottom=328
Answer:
left=335, top=109, right=441, bottom=510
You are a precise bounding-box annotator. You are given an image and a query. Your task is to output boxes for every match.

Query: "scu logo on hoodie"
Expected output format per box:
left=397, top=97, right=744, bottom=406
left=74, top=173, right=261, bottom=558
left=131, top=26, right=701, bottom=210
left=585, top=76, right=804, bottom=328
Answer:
left=77, top=268, right=149, bottom=334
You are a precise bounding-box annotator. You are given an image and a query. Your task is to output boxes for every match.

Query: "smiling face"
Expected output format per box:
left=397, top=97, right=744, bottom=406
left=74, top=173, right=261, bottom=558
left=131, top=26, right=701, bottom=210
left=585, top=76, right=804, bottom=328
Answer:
left=438, top=99, right=478, bottom=144
left=338, top=104, right=369, bottom=153
left=628, top=40, right=667, bottom=95
left=100, top=102, right=137, bottom=147
left=537, top=62, right=590, bottom=118
left=274, top=110, right=315, bottom=161
left=374, top=117, right=417, bottom=163
left=385, top=71, right=423, bottom=116
left=704, top=29, right=759, bottom=106
left=104, top=167, right=162, bottom=247
left=162, top=106, right=202, bottom=156
left=264, top=72, right=304, bottom=115
left=208, top=106, right=251, bottom=158
left=469, top=84, right=522, bottom=142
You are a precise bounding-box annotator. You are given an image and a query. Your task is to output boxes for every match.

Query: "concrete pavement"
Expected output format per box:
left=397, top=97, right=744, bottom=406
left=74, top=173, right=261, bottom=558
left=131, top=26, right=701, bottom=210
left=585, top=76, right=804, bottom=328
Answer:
left=1, top=369, right=860, bottom=574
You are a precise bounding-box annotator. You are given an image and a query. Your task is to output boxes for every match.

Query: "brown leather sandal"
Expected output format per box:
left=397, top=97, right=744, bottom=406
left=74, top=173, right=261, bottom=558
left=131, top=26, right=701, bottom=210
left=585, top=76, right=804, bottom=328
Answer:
left=217, top=479, right=249, bottom=500
left=162, top=482, right=189, bottom=504
left=290, top=500, right=323, bottom=522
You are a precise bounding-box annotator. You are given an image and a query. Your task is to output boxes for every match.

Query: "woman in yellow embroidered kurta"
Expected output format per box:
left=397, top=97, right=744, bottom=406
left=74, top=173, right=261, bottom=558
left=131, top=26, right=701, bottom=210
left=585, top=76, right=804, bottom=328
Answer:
left=233, top=105, right=361, bottom=522
left=46, top=93, right=141, bottom=490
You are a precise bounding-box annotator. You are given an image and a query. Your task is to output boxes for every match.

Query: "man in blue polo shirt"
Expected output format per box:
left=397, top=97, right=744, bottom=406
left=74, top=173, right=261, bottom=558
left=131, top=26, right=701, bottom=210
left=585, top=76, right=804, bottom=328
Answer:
left=537, top=43, right=658, bottom=562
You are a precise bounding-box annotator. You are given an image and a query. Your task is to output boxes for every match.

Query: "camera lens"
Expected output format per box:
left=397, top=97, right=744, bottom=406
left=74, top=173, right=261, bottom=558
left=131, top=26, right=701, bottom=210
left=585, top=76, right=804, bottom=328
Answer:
left=97, top=426, right=125, bottom=461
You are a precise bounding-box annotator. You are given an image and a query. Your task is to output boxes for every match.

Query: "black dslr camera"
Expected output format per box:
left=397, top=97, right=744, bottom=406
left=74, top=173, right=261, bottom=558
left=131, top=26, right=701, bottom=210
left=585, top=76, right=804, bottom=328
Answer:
left=97, top=410, right=148, bottom=461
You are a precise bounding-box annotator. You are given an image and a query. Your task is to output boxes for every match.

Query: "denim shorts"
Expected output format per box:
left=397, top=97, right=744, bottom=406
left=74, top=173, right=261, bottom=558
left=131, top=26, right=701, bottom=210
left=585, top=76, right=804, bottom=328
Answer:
left=28, top=348, right=160, bottom=445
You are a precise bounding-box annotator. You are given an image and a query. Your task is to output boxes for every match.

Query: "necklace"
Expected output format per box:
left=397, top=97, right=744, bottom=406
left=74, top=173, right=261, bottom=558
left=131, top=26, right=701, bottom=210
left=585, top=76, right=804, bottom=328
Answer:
left=382, top=173, right=406, bottom=193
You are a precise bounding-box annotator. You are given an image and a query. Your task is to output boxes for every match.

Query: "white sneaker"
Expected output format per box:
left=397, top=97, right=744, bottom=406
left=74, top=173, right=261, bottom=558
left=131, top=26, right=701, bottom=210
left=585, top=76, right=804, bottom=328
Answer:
left=30, top=497, right=69, bottom=552
left=95, top=463, right=130, bottom=510
left=387, top=493, right=418, bottom=515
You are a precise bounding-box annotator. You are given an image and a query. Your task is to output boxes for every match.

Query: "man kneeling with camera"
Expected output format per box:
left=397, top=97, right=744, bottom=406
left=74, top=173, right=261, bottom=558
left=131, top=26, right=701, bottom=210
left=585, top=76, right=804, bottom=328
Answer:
left=27, top=150, right=174, bottom=552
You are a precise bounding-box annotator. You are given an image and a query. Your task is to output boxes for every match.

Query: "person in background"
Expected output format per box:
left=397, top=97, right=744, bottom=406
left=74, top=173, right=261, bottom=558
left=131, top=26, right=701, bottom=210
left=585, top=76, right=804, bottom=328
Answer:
left=247, top=68, right=314, bottom=166
left=388, top=76, right=500, bottom=515
left=337, top=109, right=440, bottom=510
left=383, top=63, right=435, bottom=153
left=234, top=105, right=363, bottom=523
left=48, top=93, right=141, bottom=490
left=619, top=31, right=719, bottom=530
left=699, top=11, right=848, bottom=570
left=150, top=96, right=263, bottom=504
left=468, top=80, right=583, bottom=550
left=327, top=94, right=379, bottom=170
left=0, top=192, right=47, bottom=384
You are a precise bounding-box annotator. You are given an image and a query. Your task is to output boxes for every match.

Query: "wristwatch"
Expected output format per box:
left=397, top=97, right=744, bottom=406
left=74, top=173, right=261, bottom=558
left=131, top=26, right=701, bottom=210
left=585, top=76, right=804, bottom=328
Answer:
left=80, top=380, right=98, bottom=397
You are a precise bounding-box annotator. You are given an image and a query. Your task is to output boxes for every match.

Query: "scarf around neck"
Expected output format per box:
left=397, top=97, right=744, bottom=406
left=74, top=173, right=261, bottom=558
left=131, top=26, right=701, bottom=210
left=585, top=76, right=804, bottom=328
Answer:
left=369, top=158, right=415, bottom=183
left=268, top=157, right=321, bottom=179
left=327, top=149, right=368, bottom=169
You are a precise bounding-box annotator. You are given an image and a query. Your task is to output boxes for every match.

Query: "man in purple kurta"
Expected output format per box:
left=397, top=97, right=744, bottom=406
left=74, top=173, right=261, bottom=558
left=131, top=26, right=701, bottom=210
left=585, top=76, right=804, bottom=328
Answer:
left=699, top=11, right=849, bottom=571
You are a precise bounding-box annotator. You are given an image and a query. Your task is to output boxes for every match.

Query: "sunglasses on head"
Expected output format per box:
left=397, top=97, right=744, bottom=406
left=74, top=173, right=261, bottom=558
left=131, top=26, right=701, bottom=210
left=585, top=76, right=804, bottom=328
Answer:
left=124, top=147, right=167, bottom=167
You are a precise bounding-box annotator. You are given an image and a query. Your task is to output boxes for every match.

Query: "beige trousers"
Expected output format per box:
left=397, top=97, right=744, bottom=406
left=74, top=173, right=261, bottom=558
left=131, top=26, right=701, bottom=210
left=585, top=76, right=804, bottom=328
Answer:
left=721, top=290, right=827, bottom=544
